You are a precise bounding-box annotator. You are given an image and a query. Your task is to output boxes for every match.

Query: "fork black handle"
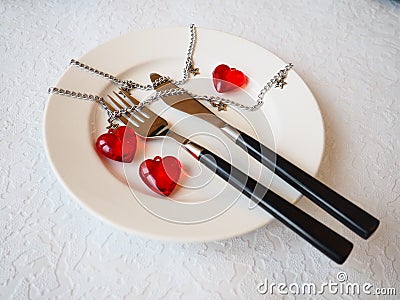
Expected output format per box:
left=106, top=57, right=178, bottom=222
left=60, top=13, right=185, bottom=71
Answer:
left=230, top=130, right=380, bottom=239
left=194, top=147, right=353, bottom=264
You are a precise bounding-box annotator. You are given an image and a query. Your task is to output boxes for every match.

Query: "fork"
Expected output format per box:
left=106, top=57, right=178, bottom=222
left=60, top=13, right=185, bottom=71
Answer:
left=105, top=89, right=353, bottom=264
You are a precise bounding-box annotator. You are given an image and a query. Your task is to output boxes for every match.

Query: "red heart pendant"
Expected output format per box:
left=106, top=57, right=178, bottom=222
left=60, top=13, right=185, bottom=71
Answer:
left=95, top=126, right=137, bottom=163
left=212, top=64, right=247, bottom=93
left=139, top=156, right=182, bottom=196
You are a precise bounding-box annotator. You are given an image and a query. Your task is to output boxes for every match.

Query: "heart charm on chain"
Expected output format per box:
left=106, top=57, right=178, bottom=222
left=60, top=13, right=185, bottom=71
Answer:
left=95, top=126, right=137, bottom=163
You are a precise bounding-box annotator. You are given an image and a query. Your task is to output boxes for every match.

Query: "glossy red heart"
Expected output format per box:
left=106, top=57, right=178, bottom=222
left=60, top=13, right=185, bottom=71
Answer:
left=212, top=64, right=247, bottom=93
left=95, top=126, right=137, bottom=162
left=139, top=156, right=182, bottom=196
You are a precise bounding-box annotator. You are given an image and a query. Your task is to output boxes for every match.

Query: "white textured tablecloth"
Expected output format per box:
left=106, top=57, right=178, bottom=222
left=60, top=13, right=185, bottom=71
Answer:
left=1, top=0, right=399, bottom=299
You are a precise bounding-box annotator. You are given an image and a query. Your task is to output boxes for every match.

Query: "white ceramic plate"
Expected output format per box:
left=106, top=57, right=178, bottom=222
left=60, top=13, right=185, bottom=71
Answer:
left=43, top=26, right=324, bottom=242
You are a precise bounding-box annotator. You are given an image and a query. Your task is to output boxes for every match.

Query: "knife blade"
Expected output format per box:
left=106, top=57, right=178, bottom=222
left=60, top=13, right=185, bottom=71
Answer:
left=150, top=72, right=380, bottom=239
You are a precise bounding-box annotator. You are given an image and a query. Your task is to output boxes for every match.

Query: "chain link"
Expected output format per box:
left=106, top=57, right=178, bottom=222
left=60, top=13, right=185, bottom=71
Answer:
left=173, top=23, right=197, bottom=86
left=47, top=87, right=104, bottom=102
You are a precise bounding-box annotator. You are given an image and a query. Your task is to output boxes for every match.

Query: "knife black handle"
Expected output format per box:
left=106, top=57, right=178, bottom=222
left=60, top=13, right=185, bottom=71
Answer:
left=197, top=148, right=353, bottom=264
left=232, top=130, right=379, bottom=239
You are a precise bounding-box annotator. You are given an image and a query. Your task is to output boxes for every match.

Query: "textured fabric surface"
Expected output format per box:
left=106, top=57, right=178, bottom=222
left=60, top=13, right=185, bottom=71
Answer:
left=1, top=0, right=399, bottom=299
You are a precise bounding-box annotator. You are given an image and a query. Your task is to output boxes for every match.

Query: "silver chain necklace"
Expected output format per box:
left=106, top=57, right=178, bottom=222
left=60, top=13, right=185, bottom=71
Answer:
left=48, top=24, right=293, bottom=127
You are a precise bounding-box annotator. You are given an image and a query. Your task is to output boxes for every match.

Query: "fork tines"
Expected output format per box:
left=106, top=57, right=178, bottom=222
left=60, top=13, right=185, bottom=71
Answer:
left=107, top=91, right=148, bottom=128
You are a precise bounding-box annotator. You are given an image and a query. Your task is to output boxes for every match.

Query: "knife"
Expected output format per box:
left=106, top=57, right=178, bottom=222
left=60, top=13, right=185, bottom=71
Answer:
left=150, top=73, right=380, bottom=239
